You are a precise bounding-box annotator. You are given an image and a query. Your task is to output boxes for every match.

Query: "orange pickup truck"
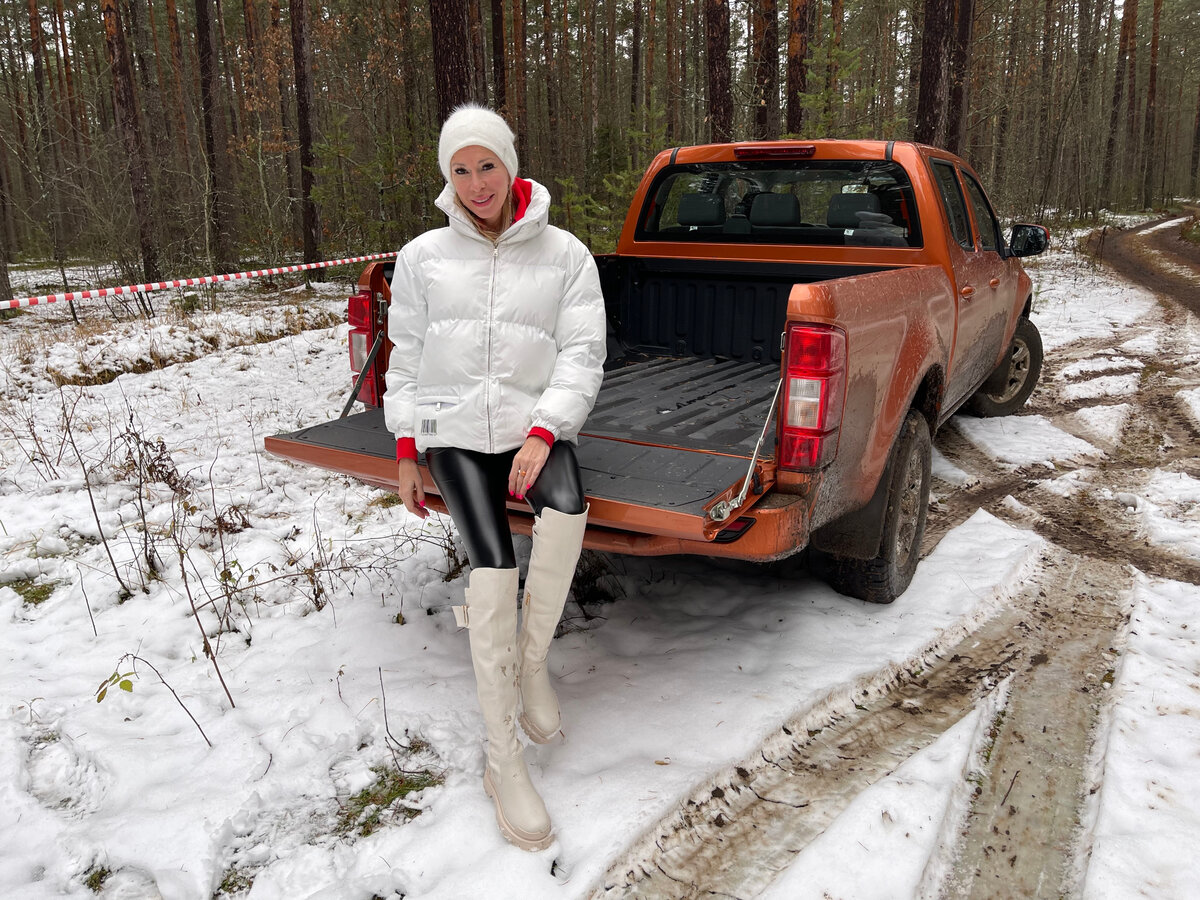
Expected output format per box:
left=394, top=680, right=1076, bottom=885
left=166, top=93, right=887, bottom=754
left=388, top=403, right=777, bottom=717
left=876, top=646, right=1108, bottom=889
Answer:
left=266, top=140, right=1048, bottom=603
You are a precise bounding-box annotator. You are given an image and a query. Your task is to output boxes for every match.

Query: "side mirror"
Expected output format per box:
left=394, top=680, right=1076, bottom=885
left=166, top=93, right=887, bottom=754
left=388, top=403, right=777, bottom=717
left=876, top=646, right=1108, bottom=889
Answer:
left=1008, top=223, right=1050, bottom=257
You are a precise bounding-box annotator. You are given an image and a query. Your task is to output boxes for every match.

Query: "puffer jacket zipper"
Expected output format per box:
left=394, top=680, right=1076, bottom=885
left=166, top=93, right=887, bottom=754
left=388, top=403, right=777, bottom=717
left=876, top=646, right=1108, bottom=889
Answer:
left=484, top=240, right=499, bottom=452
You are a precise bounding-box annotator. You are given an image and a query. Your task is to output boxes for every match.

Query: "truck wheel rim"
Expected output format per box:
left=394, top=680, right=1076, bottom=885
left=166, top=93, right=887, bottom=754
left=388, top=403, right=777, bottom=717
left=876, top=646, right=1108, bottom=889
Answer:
left=895, top=448, right=925, bottom=571
left=991, top=337, right=1030, bottom=404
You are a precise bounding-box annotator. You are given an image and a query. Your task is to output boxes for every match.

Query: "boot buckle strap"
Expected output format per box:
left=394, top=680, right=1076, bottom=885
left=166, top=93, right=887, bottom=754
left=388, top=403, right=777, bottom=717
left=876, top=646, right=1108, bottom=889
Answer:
left=453, top=604, right=470, bottom=628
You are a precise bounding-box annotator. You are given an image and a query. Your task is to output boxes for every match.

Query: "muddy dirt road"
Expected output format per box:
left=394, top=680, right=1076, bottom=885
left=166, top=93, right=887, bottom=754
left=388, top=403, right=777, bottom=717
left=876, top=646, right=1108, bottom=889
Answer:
left=590, top=219, right=1200, bottom=899
left=1087, top=208, right=1200, bottom=315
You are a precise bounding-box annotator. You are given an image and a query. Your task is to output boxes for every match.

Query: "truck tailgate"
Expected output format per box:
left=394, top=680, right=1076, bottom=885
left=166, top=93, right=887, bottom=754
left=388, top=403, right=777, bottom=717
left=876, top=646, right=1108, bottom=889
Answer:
left=264, top=356, right=779, bottom=542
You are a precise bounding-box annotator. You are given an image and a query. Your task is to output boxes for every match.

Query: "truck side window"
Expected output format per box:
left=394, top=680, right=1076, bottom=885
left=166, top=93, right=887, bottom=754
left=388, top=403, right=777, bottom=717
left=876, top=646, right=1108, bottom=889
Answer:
left=931, top=162, right=973, bottom=251
left=961, top=173, right=1001, bottom=253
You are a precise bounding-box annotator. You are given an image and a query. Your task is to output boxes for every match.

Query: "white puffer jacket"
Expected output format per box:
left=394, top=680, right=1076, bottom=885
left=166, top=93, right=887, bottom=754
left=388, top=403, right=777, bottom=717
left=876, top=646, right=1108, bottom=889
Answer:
left=383, top=178, right=606, bottom=454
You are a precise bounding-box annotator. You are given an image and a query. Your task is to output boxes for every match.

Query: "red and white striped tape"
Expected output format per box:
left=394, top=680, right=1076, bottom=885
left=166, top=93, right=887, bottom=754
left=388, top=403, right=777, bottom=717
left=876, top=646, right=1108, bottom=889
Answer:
left=3, top=251, right=398, bottom=310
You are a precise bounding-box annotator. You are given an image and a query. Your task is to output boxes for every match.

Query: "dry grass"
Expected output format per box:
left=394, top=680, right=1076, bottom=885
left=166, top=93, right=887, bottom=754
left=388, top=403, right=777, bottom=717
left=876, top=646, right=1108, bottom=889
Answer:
left=1183, top=216, right=1200, bottom=246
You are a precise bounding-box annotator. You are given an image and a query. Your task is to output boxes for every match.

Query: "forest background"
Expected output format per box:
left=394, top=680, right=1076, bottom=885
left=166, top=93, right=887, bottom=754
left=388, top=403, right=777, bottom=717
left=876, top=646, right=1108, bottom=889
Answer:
left=0, top=0, right=1198, bottom=301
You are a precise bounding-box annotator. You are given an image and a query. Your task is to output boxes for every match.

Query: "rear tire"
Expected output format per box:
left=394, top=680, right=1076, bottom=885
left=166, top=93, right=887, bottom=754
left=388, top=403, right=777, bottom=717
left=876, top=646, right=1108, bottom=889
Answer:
left=808, top=410, right=932, bottom=604
left=965, top=316, right=1043, bottom=417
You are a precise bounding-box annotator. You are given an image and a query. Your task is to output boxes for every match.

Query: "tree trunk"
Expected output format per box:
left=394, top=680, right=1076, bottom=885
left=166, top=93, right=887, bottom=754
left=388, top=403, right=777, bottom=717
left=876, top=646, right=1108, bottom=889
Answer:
left=559, top=0, right=570, bottom=168
left=705, top=0, right=731, bottom=142
left=27, top=0, right=66, bottom=276
left=290, top=0, right=320, bottom=267
left=146, top=1, right=172, bottom=131
left=786, top=0, right=809, bottom=135
left=1192, top=78, right=1200, bottom=197
left=164, top=0, right=192, bottom=165
left=196, top=0, right=233, bottom=269
left=605, top=0, right=617, bottom=143
left=242, top=0, right=265, bottom=111
left=542, top=0, right=557, bottom=164
left=430, top=0, right=472, bottom=125
left=0, top=122, right=16, bottom=258
left=631, top=0, right=642, bottom=127
left=126, top=0, right=170, bottom=171
left=270, top=0, right=299, bottom=230
left=824, top=0, right=842, bottom=127
left=53, top=0, right=84, bottom=149
left=1123, top=0, right=1139, bottom=161
left=491, top=0, right=506, bottom=112
left=467, top=0, right=487, bottom=101
left=1076, top=0, right=1097, bottom=214
left=511, top=0, right=526, bottom=163
left=1034, top=0, right=1053, bottom=168
left=0, top=143, right=11, bottom=301
left=913, top=0, right=954, bottom=146
left=905, top=0, right=923, bottom=132
left=3, top=11, right=34, bottom=207
left=585, top=0, right=597, bottom=150
left=666, top=0, right=677, bottom=140
left=945, top=0, right=973, bottom=154
left=213, top=0, right=242, bottom=140
left=991, top=0, right=1021, bottom=193
left=1100, top=0, right=1135, bottom=206
left=646, top=0, right=656, bottom=120
left=752, top=0, right=779, bottom=139
left=101, top=0, right=160, bottom=282
left=1140, top=0, right=1161, bottom=208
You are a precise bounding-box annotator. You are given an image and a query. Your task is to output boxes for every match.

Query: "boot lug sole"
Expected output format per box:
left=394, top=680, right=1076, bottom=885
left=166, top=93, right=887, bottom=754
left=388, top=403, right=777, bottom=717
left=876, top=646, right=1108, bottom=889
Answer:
left=519, top=711, right=562, bottom=744
left=483, top=767, right=554, bottom=851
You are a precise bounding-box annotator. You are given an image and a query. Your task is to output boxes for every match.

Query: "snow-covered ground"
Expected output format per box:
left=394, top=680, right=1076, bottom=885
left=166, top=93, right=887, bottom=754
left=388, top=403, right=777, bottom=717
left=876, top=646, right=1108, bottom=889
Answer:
left=3, top=234, right=1200, bottom=899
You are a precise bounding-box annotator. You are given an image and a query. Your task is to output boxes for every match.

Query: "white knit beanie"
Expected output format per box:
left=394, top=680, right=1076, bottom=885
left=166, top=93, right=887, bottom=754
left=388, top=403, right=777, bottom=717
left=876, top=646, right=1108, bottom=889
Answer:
left=437, top=103, right=519, bottom=182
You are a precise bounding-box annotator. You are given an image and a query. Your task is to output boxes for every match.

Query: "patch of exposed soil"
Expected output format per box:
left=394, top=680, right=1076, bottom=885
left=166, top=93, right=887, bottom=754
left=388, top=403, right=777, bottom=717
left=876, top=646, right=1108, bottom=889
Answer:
left=1085, top=207, right=1200, bottom=315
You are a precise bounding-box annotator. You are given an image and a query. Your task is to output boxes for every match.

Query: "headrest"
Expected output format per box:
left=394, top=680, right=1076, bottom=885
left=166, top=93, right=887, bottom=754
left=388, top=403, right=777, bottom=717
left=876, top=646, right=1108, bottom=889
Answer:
left=749, top=193, right=802, bottom=226
left=677, top=193, right=725, bottom=227
left=827, top=192, right=882, bottom=229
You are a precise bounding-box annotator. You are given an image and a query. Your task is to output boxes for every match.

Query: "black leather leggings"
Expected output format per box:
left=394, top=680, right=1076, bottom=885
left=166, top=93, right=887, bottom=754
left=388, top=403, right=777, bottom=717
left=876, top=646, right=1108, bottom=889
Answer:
left=425, top=442, right=586, bottom=570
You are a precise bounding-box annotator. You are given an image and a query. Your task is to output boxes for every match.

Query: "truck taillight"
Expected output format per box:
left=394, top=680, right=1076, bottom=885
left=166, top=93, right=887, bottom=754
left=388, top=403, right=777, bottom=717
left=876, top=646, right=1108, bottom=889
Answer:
left=348, top=289, right=373, bottom=329
left=348, top=289, right=380, bottom=406
left=779, top=324, right=846, bottom=471
left=349, top=330, right=370, bottom=372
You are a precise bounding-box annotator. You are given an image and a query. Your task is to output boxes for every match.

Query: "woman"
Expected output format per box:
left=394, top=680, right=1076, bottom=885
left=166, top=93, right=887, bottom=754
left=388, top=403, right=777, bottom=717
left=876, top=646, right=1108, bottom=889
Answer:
left=383, top=104, right=606, bottom=851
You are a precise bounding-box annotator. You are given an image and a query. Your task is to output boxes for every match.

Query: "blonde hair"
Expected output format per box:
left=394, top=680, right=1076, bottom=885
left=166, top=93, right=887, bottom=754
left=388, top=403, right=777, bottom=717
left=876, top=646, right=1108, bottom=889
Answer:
left=454, top=190, right=514, bottom=242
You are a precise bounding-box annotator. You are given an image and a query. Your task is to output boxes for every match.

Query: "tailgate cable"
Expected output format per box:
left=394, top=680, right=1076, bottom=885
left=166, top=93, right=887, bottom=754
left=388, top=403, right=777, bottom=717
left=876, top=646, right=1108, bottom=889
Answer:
left=710, top=377, right=783, bottom=523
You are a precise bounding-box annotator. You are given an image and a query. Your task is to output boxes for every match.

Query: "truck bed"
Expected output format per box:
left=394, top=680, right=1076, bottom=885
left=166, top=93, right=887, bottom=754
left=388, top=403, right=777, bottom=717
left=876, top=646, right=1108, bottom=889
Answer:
left=584, top=353, right=778, bottom=454
left=266, top=354, right=779, bottom=520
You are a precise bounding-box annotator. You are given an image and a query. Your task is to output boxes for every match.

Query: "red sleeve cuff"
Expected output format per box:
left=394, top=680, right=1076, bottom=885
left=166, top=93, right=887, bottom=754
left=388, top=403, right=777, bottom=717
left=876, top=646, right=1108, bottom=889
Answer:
left=396, top=437, right=418, bottom=462
left=528, top=427, right=555, bottom=448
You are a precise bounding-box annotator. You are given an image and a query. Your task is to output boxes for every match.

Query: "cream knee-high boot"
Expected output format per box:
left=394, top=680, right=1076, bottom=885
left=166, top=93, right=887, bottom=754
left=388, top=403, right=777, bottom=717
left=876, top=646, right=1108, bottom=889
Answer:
left=464, top=566, right=553, bottom=851
left=518, top=506, right=588, bottom=744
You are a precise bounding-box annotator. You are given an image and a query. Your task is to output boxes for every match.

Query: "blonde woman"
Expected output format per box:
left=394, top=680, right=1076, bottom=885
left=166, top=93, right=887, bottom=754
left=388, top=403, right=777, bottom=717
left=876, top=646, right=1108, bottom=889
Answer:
left=383, top=104, right=606, bottom=850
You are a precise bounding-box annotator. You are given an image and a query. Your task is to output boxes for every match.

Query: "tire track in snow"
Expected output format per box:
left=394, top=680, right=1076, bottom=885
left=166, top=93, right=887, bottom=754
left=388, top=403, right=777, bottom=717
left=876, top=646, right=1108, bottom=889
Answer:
left=591, top=547, right=1129, bottom=899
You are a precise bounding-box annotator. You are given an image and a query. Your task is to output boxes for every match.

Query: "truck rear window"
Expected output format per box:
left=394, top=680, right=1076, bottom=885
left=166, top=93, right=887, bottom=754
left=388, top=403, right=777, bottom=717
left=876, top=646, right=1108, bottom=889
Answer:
left=636, top=160, right=922, bottom=248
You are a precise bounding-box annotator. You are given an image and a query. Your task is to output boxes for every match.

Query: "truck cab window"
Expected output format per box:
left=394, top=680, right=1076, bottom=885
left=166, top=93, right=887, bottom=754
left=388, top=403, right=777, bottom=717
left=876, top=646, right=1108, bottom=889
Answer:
left=962, top=173, right=1001, bottom=253
left=636, top=159, right=923, bottom=248
left=931, top=161, right=974, bottom=251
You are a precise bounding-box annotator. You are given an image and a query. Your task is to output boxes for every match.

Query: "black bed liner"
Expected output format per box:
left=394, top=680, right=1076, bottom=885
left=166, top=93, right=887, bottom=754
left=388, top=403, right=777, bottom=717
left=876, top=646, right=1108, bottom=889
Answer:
left=269, top=355, right=779, bottom=517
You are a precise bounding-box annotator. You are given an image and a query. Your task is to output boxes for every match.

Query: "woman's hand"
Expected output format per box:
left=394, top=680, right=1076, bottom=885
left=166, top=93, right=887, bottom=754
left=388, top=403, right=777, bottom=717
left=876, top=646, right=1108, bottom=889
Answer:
left=508, top=435, right=551, bottom=499
left=398, top=458, right=428, bottom=519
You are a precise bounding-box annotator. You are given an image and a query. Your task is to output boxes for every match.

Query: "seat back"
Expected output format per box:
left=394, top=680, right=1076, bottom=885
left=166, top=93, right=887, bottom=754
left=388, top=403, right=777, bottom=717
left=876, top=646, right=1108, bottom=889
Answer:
left=749, top=193, right=803, bottom=227
left=827, top=192, right=882, bottom=229
left=677, top=193, right=725, bottom=227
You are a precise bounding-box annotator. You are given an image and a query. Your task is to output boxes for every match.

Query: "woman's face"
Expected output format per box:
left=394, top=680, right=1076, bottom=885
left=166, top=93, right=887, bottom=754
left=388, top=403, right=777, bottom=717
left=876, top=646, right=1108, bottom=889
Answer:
left=449, top=145, right=511, bottom=231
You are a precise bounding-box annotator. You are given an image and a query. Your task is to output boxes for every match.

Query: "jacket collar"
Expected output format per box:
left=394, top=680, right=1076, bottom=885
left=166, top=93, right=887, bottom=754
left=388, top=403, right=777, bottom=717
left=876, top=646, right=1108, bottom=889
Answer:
left=436, top=178, right=552, bottom=245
